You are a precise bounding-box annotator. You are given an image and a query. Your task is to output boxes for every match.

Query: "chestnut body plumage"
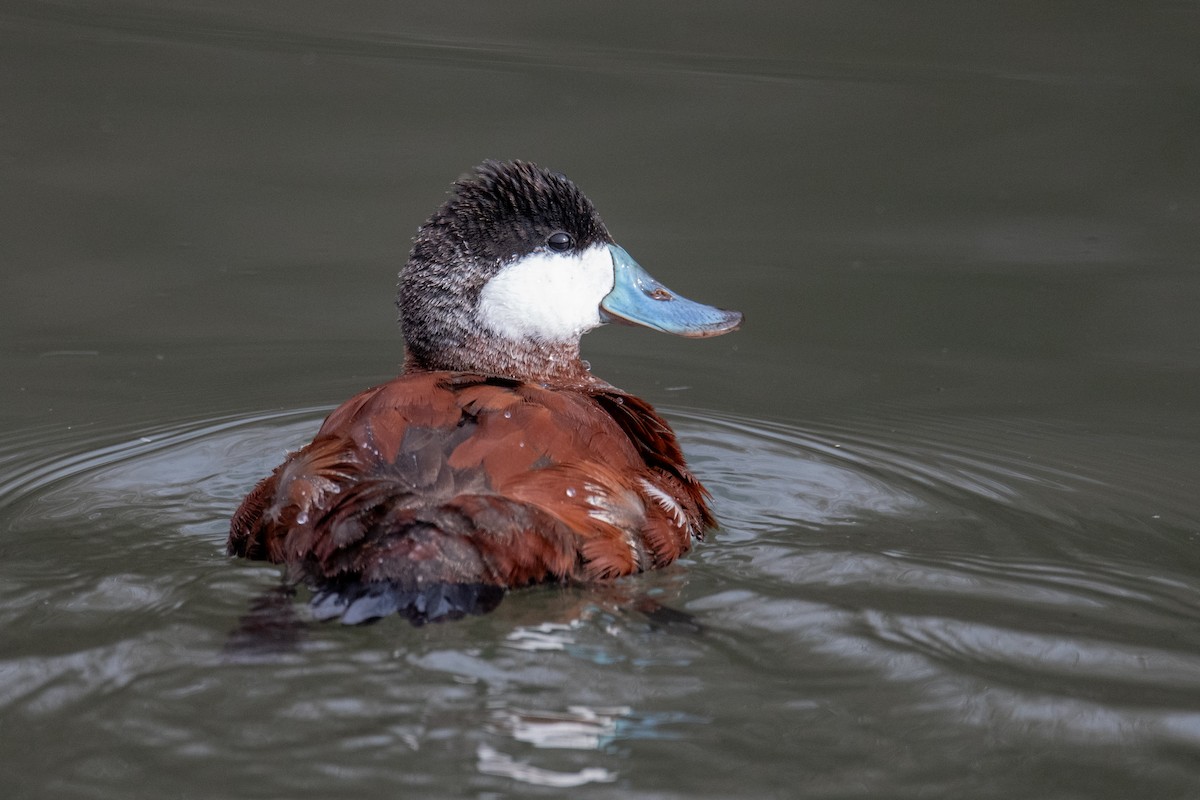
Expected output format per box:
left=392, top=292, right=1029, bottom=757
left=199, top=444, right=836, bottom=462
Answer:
left=229, top=161, right=741, bottom=623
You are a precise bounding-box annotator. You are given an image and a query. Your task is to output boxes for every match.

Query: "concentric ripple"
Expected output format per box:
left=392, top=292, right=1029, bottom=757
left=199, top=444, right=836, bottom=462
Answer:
left=1, top=403, right=1198, bottom=793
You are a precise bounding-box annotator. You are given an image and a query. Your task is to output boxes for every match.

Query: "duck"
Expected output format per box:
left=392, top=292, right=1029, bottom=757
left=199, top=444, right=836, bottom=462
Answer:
left=228, top=160, right=742, bottom=624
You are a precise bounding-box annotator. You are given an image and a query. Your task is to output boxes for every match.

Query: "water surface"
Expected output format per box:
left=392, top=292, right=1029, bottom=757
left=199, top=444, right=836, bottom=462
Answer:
left=2, top=2, right=1199, bottom=798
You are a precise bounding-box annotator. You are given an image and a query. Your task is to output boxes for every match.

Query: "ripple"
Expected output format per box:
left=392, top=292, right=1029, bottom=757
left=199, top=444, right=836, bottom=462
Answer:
left=2, top=402, right=1198, bottom=759
left=669, top=406, right=1200, bottom=748
left=1, top=403, right=1179, bottom=540
left=676, top=408, right=1101, bottom=524
left=0, top=408, right=325, bottom=530
left=675, top=406, right=1200, bottom=550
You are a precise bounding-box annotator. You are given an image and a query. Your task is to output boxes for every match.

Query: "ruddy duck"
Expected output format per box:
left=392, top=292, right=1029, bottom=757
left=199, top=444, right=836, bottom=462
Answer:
left=229, top=160, right=741, bottom=623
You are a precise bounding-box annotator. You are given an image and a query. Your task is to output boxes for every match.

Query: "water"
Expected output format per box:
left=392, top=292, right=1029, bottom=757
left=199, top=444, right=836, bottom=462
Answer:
left=3, top=2, right=1199, bottom=798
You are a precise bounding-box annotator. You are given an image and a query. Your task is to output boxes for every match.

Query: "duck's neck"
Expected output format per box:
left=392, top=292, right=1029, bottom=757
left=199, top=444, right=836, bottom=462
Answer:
left=403, top=336, right=604, bottom=389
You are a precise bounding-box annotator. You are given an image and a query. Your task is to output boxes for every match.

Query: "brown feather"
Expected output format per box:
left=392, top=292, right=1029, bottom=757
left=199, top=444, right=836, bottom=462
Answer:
left=228, top=372, right=716, bottom=611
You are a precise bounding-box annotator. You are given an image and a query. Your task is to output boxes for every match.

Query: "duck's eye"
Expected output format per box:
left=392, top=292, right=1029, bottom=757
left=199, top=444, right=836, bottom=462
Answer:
left=547, top=231, right=574, bottom=252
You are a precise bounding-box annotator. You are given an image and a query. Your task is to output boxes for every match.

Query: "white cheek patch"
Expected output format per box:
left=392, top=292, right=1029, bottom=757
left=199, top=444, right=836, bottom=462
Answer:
left=478, top=244, right=615, bottom=343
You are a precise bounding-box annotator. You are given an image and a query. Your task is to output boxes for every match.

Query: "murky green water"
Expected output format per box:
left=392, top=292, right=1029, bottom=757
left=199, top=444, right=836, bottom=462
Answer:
left=3, top=2, right=1199, bottom=797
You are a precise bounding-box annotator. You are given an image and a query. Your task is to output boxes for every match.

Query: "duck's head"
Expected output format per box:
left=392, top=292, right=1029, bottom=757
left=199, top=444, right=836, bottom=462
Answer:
left=398, top=160, right=742, bottom=384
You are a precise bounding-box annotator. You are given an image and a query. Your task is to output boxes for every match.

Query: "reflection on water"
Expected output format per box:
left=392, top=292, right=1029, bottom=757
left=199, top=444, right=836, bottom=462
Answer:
left=0, top=405, right=1197, bottom=794
left=491, top=704, right=632, bottom=750
left=476, top=743, right=616, bottom=789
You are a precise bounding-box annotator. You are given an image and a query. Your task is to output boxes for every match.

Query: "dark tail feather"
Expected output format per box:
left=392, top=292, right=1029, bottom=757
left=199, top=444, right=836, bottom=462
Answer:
left=311, top=580, right=506, bottom=625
